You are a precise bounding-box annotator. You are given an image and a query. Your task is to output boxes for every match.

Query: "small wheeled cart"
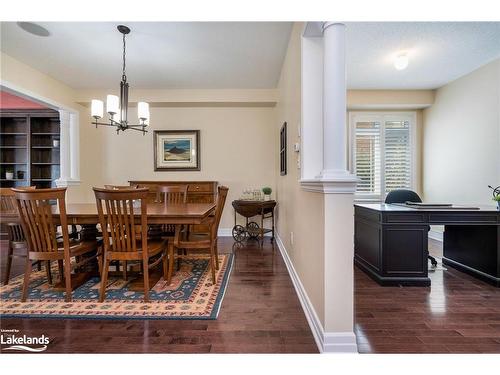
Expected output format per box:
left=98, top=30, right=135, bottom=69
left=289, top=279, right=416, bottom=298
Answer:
left=231, top=200, right=276, bottom=242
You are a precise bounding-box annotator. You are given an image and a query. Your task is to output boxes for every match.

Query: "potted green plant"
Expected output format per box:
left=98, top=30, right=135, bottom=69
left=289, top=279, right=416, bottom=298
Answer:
left=489, top=185, right=500, bottom=211
left=262, top=187, right=272, bottom=201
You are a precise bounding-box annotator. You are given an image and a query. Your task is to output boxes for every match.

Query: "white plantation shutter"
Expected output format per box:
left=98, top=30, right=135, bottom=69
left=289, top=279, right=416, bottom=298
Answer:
left=384, top=120, right=412, bottom=193
left=354, top=121, right=381, bottom=195
left=350, top=113, right=415, bottom=200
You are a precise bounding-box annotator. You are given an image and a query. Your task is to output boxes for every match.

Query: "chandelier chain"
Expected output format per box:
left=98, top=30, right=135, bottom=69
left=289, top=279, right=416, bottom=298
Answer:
left=122, top=32, right=126, bottom=80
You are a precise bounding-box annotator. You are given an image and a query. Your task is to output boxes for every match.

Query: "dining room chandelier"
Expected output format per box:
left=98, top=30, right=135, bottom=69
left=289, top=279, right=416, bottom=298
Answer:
left=90, top=25, right=149, bottom=135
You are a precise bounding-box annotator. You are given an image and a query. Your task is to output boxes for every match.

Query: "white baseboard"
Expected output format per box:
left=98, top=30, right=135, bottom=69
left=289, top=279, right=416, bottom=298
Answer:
left=275, top=234, right=358, bottom=353
left=218, top=228, right=272, bottom=237
left=429, top=229, right=443, bottom=242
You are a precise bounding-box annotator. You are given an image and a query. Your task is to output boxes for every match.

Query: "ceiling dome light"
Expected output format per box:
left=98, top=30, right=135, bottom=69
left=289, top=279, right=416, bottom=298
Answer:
left=17, top=22, right=50, bottom=37
left=394, top=52, right=409, bottom=70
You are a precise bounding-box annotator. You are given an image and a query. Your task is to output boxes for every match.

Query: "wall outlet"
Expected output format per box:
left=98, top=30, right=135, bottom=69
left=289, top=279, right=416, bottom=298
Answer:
left=290, top=231, right=294, bottom=246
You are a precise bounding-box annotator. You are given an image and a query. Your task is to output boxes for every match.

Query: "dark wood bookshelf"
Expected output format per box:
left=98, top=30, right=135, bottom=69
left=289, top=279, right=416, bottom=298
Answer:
left=0, top=109, right=60, bottom=189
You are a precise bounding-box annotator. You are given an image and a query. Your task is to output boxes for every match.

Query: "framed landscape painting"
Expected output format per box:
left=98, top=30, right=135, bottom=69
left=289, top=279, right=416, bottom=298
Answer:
left=154, top=130, right=200, bottom=171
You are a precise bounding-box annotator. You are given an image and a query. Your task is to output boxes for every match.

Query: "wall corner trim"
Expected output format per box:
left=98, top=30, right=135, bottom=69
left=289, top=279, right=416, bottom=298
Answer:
left=275, top=233, right=359, bottom=353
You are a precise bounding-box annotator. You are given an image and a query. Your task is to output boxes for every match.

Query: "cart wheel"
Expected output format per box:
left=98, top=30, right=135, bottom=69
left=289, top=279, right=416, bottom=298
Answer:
left=232, top=225, right=247, bottom=242
left=247, top=222, right=260, bottom=239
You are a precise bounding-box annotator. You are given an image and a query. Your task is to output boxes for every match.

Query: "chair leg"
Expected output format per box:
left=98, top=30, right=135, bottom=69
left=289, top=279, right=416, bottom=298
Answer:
left=97, top=248, right=103, bottom=275
left=36, top=261, right=42, bottom=271
left=209, top=244, right=216, bottom=285
left=64, top=255, right=73, bottom=302
left=214, top=240, right=219, bottom=270
left=142, top=258, right=150, bottom=302
left=57, top=260, right=64, bottom=283
left=3, top=242, right=14, bottom=285
left=167, top=242, right=175, bottom=285
left=428, top=255, right=438, bottom=266
left=45, top=261, right=53, bottom=285
left=122, top=261, right=127, bottom=280
left=99, top=258, right=110, bottom=303
left=162, top=251, right=168, bottom=280
left=21, top=258, right=32, bottom=302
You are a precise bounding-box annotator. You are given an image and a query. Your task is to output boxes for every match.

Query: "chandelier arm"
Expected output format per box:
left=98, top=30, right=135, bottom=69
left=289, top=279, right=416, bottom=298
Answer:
left=128, top=127, right=148, bottom=133
left=93, top=121, right=122, bottom=127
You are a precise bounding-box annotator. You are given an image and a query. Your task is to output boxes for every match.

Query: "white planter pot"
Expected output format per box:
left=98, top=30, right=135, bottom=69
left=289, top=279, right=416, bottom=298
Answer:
left=264, top=195, right=271, bottom=201
left=5, top=172, right=14, bottom=180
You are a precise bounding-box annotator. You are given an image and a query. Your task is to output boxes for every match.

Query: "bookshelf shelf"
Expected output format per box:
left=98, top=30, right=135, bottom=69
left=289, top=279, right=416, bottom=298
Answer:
left=1, top=109, right=60, bottom=189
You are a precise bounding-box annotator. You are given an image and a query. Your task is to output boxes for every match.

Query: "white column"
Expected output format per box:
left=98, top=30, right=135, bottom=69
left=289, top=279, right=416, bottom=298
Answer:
left=56, top=109, right=80, bottom=187
left=319, top=22, right=359, bottom=352
left=319, top=22, right=351, bottom=180
left=69, top=112, right=80, bottom=181
left=56, top=109, right=71, bottom=185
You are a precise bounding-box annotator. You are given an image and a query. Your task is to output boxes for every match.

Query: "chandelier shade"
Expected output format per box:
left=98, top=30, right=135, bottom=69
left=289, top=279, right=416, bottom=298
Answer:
left=91, top=25, right=149, bottom=135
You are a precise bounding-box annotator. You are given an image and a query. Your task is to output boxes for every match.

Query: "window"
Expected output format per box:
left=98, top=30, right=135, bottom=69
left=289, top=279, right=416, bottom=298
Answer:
left=349, top=112, right=416, bottom=200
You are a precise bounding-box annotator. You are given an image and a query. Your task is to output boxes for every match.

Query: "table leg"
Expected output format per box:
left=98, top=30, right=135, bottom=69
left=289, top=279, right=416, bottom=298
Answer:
left=78, top=224, right=100, bottom=274
left=148, top=224, right=163, bottom=240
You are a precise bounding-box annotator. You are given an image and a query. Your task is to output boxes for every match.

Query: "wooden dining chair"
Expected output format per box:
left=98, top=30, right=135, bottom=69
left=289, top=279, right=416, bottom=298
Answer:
left=155, top=185, right=188, bottom=237
left=0, top=187, right=51, bottom=285
left=93, top=187, right=168, bottom=302
left=155, top=185, right=188, bottom=204
left=13, top=187, right=101, bottom=302
left=169, top=186, right=228, bottom=285
left=101, top=185, right=141, bottom=277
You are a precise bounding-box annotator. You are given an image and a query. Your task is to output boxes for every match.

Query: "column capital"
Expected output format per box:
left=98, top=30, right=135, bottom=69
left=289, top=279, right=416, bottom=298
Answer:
left=323, top=22, right=346, bottom=32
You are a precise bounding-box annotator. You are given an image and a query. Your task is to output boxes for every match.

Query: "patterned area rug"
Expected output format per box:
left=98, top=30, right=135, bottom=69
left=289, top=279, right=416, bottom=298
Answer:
left=0, top=254, right=233, bottom=320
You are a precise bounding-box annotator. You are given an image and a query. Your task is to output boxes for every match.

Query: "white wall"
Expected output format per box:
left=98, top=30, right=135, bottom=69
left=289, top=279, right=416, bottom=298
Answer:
left=94, top=105, right=276, bottom=228
left=275, top=23, right=326, bottom=325
left=423, top=58, right=500, bottom=206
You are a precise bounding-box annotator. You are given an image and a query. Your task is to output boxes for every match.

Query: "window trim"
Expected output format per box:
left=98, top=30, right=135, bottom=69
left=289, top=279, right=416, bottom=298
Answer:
left=348, top=111, right=417, bottom=201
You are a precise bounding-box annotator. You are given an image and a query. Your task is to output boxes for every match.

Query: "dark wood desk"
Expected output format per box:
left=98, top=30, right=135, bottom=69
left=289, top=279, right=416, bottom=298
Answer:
left=354, top=203, right=500, bottom=287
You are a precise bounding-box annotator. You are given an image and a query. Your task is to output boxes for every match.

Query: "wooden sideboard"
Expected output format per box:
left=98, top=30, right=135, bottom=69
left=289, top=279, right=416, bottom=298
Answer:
left=128, top=180, right=218, bottom=204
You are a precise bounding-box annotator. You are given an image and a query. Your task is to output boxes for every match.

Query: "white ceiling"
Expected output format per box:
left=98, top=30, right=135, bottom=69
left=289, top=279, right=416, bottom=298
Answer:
left=0, top=22, right=293, bottom=89
left=1, top=22, right=499, bottom=90
left=345, top=22, right=500, bottom=89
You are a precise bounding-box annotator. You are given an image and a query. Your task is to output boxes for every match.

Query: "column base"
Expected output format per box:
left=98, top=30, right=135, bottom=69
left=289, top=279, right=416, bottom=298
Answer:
left=300, top=172, right=358, bottom=194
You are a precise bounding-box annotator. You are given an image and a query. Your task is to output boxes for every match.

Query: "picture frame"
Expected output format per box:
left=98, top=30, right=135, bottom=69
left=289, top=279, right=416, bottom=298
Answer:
left=280, top=122, right=287, bottom=176
left=153, top=130, right=201, bottom=171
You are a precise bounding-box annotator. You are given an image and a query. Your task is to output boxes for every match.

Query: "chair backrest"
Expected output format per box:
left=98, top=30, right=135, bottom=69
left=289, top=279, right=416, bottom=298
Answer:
left=93, top=187, right=149, bottom=254
left=156, top=185, right=188, bottom=204
left=12, top=187, right=69, bottom=253
left=211, top=186, right=229, bottom=239
left=104, top=184, right=139, bottom=190
left=0, top=187, right=36, bottom=242
left=385, top=189, right=422, bottom=204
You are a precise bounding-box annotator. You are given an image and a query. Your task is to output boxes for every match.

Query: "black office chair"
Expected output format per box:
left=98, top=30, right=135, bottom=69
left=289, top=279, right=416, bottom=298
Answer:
left=385, top=189, right=438, bottom=267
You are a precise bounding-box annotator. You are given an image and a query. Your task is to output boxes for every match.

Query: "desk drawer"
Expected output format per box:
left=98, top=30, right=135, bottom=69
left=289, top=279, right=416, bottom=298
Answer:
left=429, top=213, right=499, bottom=224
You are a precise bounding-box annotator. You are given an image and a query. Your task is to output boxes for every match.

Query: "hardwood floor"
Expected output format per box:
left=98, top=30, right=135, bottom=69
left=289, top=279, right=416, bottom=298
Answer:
left=3, top=236, right=499, bottom=354
left=0, top=237, right=318, bottom=354
left=355, top=238, right=500, bottom=353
